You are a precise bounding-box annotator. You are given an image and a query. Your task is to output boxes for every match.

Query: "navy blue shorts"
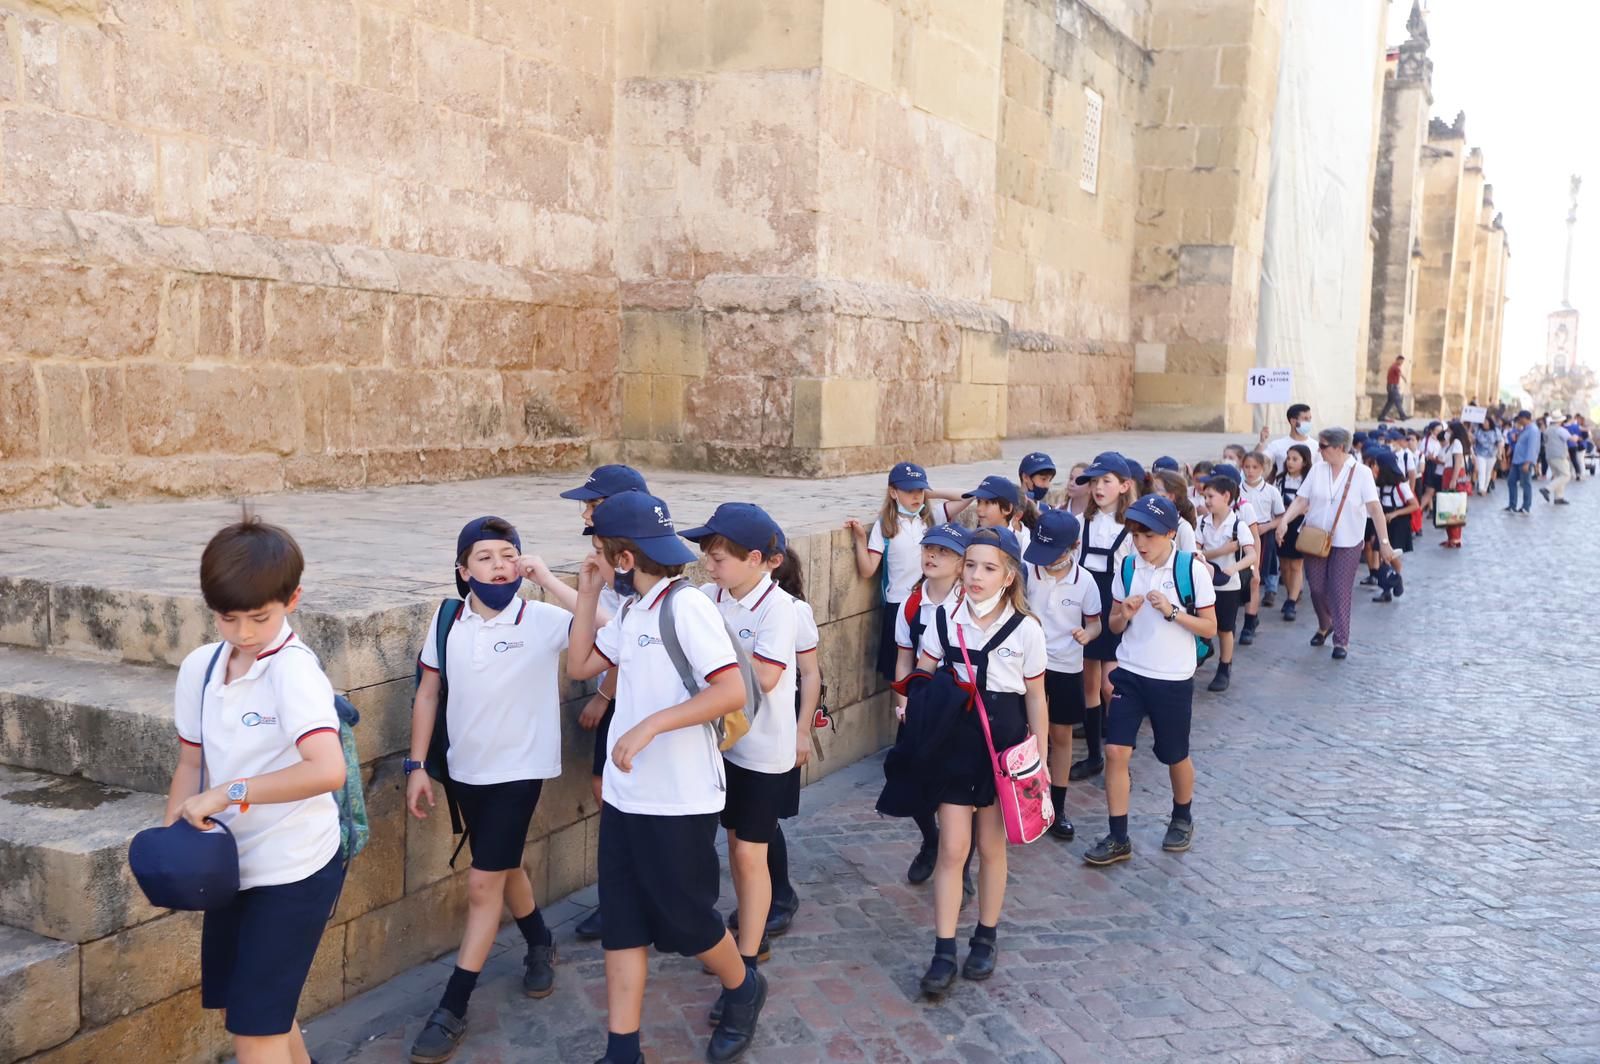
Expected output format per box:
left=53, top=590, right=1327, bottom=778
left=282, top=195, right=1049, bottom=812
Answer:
left=1045, top=668, right=1087, bottom=726
left=598, top=803, right=725, bottom=956
left=720, top=760, right=787, bottom=843
left=453, top=778, right=543, bottom=872
left=201, top=853, right=344, bottom=1036
left=1104, top=668, right=1193, bottom=765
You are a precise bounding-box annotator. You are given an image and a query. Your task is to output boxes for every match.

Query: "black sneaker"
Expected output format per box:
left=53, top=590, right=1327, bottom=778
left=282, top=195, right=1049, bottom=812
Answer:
left=1083, top=835, right=1132, bottom=867
left=575, top=908, right=603, bottom=941
left=1261, top=590, right=1276, bottom=608
left=410, top=1008, right=467, bottom=1064
left=919, top=952, right=958, bottom=997
left=1238, top=624, right=1255, bottom=646
left=1069, top=757, right=1104, bottom=782
left=1282, top=599, right=1297, bottom=621
left=707, top=969, right=768, bottom=1063
left=1372, top=589, right=1392, bottom=603
left=1541, top=488, right=1552, bottom=502
left=961, top=939, right=997, bottom=981
left=1556, top=498, right=1571, bottom=505
left=523, top=943, right=557, bottom=999
left=1206, top=669, right=1230, bottom=693
left=906, top=844, right=937, bottom=885
left=728, top=902, right=797, bottom=938
left=1359, top=574, right=1379, bottom=587
left=1049, top=813, right=1075, bottom=841
left=1162, top=818, right=1194, bottom=852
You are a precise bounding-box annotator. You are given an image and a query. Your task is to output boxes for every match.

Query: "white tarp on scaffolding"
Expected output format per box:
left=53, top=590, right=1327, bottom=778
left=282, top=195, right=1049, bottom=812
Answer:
left=1256, top=0, right=1386, bottom=433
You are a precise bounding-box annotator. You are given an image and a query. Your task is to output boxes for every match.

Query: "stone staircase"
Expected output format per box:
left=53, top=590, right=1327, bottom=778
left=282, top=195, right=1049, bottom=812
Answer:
left=0, top=499, right=897, bottom=1064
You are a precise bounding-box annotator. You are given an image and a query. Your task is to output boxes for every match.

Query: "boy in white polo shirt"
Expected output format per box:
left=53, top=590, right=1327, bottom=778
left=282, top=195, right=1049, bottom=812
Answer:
left=567, top=491, right=768, bottom=1064
left=405, top=516, right=573, bottom=1064
left=680, top=503, right=799, bottom=980
left=166, top=518, right=348, bottom=1064
left=1022, top=509, right=1103, bottom=842
left=1084, top=495, right=1217, bottom=868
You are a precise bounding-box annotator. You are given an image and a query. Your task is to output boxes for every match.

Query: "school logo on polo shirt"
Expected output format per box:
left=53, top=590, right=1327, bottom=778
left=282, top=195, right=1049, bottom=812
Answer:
left=637, top=634, right=663, bottom=647
left=493, top=640, right=524, bottom=653
left=1162, top=579, right=1176, bottom=591
left=996, top=647, right=1018, bottom=658
left=240, top=712, right=277, bottom=727
left=738, top=628, right=754, bottom=640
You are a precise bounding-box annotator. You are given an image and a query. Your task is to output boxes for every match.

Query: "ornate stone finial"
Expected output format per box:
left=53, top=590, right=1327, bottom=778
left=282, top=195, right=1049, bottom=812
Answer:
left=1406, top=0, right=1429, bottom=47
left=1452, top=110, right=1466, bottom=135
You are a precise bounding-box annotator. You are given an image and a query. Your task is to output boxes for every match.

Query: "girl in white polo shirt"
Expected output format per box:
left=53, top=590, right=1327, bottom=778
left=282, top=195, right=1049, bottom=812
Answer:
left=1071, top=453, right=1137, bottom=784
left=405, top=516, right=574, bottom=1063
left=1195, top=474, right=1257, bottom=694
left=909, top=527, right=1047, bottom=997
left=1023, top=509, right=1103, bottom=843
left=166, top=518, right=348, bottom=1064
left=845, top=463, right=954, bottom=684
left=1084, top=496, right=1217, bottom=869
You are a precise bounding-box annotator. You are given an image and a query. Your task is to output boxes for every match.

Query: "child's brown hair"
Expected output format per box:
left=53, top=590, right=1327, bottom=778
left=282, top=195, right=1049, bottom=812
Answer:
left=200, top=514, right=304, bottom=614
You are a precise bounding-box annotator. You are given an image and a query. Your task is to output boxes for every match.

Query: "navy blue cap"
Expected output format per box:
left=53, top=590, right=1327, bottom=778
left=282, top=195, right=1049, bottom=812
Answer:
left=920, top=522, right=970, bottom=556
left=560, top=464, right=649, bottom=501
left=888, top=462, right=930, bottom=490
left=1123, top=457, right=1147, bottom=486
left=1206, top=463, right=1242, bottom=484
left=963, top=475, right=1021, bottom=507
left=1023, top=509, right=1082, bottom=566
left=129, top=818, right=239, bottom=913
left=1075, top=452, right=1133, bottom=484
left=455, top=516, right=521, bottom=597
left=1018, top=451, right=1056, bottom=476
left=1151, top=455, right=1180, bottom=473
left=965, top=525, right=1023, bottom=562
left=1124, top=494, right=1180, bottom=534
left=585, top=491, right=697, bottom=566
left=679, top=502, right=784, bottom=556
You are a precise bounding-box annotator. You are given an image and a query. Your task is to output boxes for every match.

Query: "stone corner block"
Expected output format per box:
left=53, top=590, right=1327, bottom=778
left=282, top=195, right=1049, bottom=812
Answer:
left=792, top=378, right=880, bottom=449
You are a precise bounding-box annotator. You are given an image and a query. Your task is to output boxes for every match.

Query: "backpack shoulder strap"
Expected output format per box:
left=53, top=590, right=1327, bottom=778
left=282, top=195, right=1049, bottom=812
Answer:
left=1119, top=554, right=1135, bottom=600
left=1173, top=552, right=1196, bottom=611
left=654, top=580, right=701, bottom=700
left=981, top=610, right=1027, bottom=653
left=1110, top=525, right=1130, bottom=552
left=903, top=584, right=923, bottom=626
left=196, top=643, right=226, bottom=793
left=933, top=605, right=951, bottom=659
left=434, top=598, right=464, bottom=688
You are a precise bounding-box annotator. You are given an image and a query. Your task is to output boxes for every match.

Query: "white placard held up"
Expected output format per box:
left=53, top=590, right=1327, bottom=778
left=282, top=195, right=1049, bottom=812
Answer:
left=1460, top=405, right=1487, bottom=424
left=1246, top=367, right=1293, bottom=405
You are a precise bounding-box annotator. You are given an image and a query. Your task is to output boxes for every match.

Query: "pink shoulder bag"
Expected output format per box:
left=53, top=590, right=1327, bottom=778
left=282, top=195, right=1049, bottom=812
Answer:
left=955, top=624, right=1053, bottom=845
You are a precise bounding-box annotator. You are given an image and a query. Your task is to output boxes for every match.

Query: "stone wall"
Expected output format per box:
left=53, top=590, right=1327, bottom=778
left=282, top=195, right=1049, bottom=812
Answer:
left=0, top=0, right=619, bottom=510
left=11, top=523, right=898, bottom=1064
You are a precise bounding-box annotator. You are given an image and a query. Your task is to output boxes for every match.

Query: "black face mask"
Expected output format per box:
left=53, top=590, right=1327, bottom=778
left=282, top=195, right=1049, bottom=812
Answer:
left=612, top=569, right=636, bottom=599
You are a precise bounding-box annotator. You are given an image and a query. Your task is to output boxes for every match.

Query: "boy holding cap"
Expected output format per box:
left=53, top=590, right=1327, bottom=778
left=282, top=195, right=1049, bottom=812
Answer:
left=1084, top=495, right=1217, bottom=868
left=679, top=503, right=800, bottom=980
left=558, top=465, right=649, bottom=943
left=566, top=492, right=768, bottom=1064
left=1022, top=509, right=1103, bottom=840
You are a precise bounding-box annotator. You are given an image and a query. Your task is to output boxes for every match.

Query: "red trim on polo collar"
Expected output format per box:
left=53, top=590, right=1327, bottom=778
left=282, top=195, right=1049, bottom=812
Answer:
left=251, top=626, right=296, bottom=662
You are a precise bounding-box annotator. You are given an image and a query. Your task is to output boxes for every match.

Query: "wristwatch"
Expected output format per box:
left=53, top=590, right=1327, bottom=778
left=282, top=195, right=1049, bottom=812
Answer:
left=226, top=779, right=250, bottom=813
left=1165, top=606, right=1179, bottom=622
left=402, top=758, right=427, bottom=776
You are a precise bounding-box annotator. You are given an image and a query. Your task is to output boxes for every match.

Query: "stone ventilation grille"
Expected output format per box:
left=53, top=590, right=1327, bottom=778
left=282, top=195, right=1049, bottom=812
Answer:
left=1080, top=87, right=1104, bottom=194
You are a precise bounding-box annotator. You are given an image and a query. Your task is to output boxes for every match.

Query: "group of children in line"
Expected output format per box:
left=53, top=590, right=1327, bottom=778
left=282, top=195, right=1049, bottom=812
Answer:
left=161, top=412, right=1459, bottom=1064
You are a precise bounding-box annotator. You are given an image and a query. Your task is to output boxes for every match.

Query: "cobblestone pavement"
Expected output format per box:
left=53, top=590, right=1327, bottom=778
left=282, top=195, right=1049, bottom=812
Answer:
left=302, top=472, right=1600, bottom=1064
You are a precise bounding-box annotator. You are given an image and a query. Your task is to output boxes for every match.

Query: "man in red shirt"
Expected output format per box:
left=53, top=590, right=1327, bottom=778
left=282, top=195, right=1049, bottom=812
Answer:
left=1377, top=356, right=1408, bottom=422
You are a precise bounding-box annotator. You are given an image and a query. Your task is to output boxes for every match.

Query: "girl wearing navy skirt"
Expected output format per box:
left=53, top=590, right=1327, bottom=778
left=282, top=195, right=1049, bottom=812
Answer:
left=1069, top=454, right=1136, bottom=782
left=1275, top=444, right=1312, bottom=622
left=904, top=527, right=1047, bottom=997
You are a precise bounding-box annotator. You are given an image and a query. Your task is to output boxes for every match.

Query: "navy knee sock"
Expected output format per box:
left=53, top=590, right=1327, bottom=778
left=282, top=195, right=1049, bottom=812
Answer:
left=768, top=823, right=798, bottom=912
left=439, top=965, right=478, bottom=1018
left=516, top=908, right=552, bottom=948
left=606, top=1031, right=641, bottom=1061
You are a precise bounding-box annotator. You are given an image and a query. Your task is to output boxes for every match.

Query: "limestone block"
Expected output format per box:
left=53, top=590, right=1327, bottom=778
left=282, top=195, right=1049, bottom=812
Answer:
left=960, top=329, right=1009, bottom=386
left=621, top=310, right=706, bottom=376
left=258, top=156, right=374, bottom=243
left=80, top=910, right=200, bottom=1026
left=806, top=691, right=894, bottom=785
left=824, top=534, right=877, bottom=634
left=2, top=109, right=154, bottom=215
left=1177, top=245, right=1235, bottom=286
left=683, top=374, right=765, bottom=445
left=332, top=760, right=406, bottom=925
left=124, top=364, right=300, bottom=458
left=417, top=27, right=503, bottom=120
left=817, top=609, right=878, bottom=713
left=0, top=262, right=162, bottom=362
left=0, top=577, right=48, bottom=649
left=266, top=283, right=388, bottom=367
left=0, top=363, right=41, bottom=462
left=114, top=30, right=271, bottom=145
left=331, top=82, right=485, bottom=190
left=359, top=6, right=414, bottom=94
left=707, top=0, right=824, bottom=72
left=0, top=925, right=78, bottom=1061
left=486, top=127, right=570, bottom=204
left=944, top=382, right=1005, bottom=441
left=1001, top=99, right=1051, bottom=161
left=404, top=775, right=460, bottom=893
left=302, top=920, right=348, bottom=1018
left=822, top=0, right=893, bottom=93
left=545, top=819, right=590, bottom=901
left=31, top=987, right=228, bottom=1064
left=704, top=310, right=828, bottom=379
left=792, top=378, right=879, bottom=449
left=1001, top=42, right=1047, bottom=111
left=619, top=0, right=707, bottom=78
left=344, top=869, right=470, bottom=993
left=346, top=677, right=415, bottom=766
left=908, top=25, right=1001, bottom=139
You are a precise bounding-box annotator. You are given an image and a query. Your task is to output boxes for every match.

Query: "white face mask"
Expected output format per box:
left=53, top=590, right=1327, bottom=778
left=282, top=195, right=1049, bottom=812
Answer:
left=1298, top=420, right=1313, bottom=435
left=966, top=588, right=1007, bottom=617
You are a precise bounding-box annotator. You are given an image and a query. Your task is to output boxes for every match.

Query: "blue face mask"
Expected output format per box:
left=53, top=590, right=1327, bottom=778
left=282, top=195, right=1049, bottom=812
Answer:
left=1027, top=486, right=1050, bottom=502
left=612, top=568, right=635, bottom=599
left=468, top=576, right=521, bottom=612
left=896, top=504, right=923, bottom=518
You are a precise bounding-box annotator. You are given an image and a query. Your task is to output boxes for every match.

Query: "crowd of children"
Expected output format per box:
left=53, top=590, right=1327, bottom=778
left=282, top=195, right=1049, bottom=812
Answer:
left=157, top=408, right=1566, bottom=1064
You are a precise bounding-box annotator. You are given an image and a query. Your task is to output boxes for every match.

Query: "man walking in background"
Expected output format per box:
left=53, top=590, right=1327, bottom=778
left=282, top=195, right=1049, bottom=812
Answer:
left=1541, top=415, right=1573, bottom=505
left=1377, top=356, right=1409, bottom=422
left=1506, top=410, right=1539, bottom=513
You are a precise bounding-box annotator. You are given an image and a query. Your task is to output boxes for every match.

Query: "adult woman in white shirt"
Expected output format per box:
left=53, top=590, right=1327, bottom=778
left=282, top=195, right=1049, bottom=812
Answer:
left=1277, top=428, right=1399, bottom=660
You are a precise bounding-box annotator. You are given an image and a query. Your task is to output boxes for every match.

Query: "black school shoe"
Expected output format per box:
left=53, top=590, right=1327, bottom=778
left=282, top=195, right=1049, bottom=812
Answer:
left=1331, top=647, right=1348, bottom=661
left=919, top=952, right=958, bottom=997
left=1083, top=835, right=1133, bottom=867
left=706, top=969, right=768, bottom=1063
left=1049, top=813, right=1075, bottom=841
left=593, top=1055, right=643, bottom=1064
left=1282, top=599, right=1297, bottom=621
left=728, top=903, right=797, bottom=938
left=1238, top=621, right=1256, bottom=646
left=523, top=943, right=557, bottom=998
left=1372, top=589, right=1392, bottom=603
left=1162, top=818, right=1194, bottom=852
left=1069, top=756, right=1104, bottom=782
left=1359, top=573, right=1379, bottom=587
left=906, top=843, right=937, bottom=885
left=410, top=1008, right=466, bottom=1064
left=962, top=938, right=998, bottom=981
left=575, top=908, right=603, bottom=941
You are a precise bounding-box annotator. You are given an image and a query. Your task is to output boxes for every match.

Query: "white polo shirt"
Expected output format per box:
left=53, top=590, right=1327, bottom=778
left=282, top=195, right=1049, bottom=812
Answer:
left=1196, top=511, right=1255, bottom=592
left=1266, top=433, right=1314, bottom=470
left=1174, top=517, right=1197, bottom=554
left=1111, top=549, right=1216, bottom=681
left=918, top=599, right=1047, bottom=695
left=868, top=502, right=954, bottom=603
left=1240, top=479, right=1285, bottom=527
left=700, top=575, right=798, bottom=775
left=795, top=599, right=819, bottom=656
left=1026, top=562, right=1103, bottom=673
left=174, top=625, right=342, bottom=891
left=594, top=576, right=738, bottom=815
left=1301, top=458, right=1379, bottom=549
left=1395, top=447, right=1419, bottom=479
left=1079, top=511, right=1133, bottom=574
left=893, top=580, right=963, bottom=650
left=419, top=595, right=571, bottom=785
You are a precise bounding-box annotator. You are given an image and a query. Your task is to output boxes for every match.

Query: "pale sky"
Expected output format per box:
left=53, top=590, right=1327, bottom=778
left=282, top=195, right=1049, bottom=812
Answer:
left=1414, top=0, right=1600, bottom=394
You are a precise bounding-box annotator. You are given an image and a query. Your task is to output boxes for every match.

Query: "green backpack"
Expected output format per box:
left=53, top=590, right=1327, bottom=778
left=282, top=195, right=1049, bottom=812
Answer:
left=1120, top=552, right=1214, bottom=665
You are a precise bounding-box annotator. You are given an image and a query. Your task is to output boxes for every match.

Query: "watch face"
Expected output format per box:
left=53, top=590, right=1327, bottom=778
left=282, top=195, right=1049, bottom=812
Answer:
left=228, top=782, right=246, bottom=800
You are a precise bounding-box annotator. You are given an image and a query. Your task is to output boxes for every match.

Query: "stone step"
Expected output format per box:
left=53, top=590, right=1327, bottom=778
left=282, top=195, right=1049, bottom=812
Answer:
left=0, top=925, right=80, bottom=1061
left=0, top=765, right=167, bottom=943
left=0, top=646, right=180, bottom=794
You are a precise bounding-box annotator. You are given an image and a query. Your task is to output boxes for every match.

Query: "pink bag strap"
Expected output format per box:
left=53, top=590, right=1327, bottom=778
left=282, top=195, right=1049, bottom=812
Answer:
left=955, top=623, right=1000, bottom=765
